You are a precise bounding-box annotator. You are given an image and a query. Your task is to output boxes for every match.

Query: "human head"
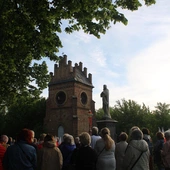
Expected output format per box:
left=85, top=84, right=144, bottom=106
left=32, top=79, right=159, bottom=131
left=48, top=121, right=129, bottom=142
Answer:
left=92, top=126, right=99, bottom=136
left=64, top=134, right=75, bottom=145
left=30, top=130, right=35, bottom=143
left=62, top=133, right=69, bottom=142
left=142, top=128, right=150, bottom=135
left=39, top=133, right=46, bottom=141
left=44, top=134, right=55, bottom=142
left=131, top=129, right=143, bottom=140
left=17, top=128, right=34, bottom=144
left=75, top=137, right=80, bottom=144
left=156, top=131, right=164, bottom=140
left=79, top=132, right=91, bottom=146
left=119, top=132, right=128, bottom=142
left=0, top=135, right=9, bottom=144
left=100, top=127, right=110, bottom=138
left=164, top=130, right=170, bottom=141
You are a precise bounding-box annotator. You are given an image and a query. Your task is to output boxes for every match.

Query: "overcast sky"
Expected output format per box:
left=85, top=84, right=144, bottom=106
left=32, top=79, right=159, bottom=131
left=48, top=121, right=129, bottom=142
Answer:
left=42, top=0, right=170, bottom=111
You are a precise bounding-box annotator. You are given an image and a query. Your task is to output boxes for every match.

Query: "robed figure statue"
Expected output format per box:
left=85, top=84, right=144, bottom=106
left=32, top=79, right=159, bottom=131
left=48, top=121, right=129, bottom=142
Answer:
left=100, top=85, right=111, bottom=119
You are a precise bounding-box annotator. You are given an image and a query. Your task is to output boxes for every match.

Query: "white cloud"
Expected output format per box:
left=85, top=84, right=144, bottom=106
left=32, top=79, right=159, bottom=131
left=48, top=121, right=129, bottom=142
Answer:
left=42, top=0, right=170, bottom=112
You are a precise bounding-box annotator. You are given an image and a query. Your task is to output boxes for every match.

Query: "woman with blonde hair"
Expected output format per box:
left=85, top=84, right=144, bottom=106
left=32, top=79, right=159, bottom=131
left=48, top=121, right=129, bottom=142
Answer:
left=94, top=127, right=116, bottom=170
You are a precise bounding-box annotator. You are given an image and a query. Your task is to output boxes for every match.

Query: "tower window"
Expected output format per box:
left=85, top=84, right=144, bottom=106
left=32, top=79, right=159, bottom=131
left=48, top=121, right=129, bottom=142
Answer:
left=81, top=92, right=87, bottom=105
left=56, top=91, right=66, bottom=105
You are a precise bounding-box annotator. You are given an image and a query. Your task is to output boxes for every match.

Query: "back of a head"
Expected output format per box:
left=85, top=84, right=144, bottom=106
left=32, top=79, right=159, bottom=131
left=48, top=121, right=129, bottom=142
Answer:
left=0, top=135, right=9, bottom=144
left=164, top=130, right=170, bottom=140
left=39, top=133, right=47, bottom=141
left=101, top=127, right=110, bottom=138
left=131, top=129, right=143, bottom=140
left=142, top=128, right=150, bottom=135
left=44, top=134, right=54, bottom=142
left=79, top=132, right=91, bottom=146
left=100, top=127, right=114, bottom=150
left=119, top=132, right=128, bottom=142
left=92, top=126, right=98, bottom=135
left=64, top=134, right=75, bottom=145
left=17, top=128, right=33, bottom=144
left=156, top=131, right=164, bottom=140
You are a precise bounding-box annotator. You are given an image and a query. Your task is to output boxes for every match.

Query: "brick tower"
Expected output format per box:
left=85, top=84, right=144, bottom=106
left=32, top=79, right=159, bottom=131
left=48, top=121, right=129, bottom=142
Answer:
left=44, top=55, right=95, bottom=138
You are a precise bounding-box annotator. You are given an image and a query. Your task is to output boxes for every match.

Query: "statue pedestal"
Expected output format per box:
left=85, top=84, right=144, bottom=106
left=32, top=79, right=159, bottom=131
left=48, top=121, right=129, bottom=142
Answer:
left=97, top=118, right=118, bottom=142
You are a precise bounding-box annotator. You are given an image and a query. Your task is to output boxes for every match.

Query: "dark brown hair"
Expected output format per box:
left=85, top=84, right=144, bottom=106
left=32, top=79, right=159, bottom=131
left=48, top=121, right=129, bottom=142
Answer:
left=17, top=128, right=33, bottom=144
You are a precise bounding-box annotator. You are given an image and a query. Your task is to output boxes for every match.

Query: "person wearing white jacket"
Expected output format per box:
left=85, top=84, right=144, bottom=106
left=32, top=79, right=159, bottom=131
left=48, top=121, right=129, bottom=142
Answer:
left=123, top=129, right=150, bottom=170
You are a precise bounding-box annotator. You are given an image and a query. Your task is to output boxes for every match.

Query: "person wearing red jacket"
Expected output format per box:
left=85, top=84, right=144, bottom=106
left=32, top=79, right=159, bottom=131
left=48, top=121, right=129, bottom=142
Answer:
left=0, top=143, right=6, bottom=170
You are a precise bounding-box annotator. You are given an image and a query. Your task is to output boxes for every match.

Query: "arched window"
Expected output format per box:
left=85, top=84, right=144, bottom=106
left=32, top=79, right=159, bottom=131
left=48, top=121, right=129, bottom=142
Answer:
left=58, top=125, right=64, bottom=140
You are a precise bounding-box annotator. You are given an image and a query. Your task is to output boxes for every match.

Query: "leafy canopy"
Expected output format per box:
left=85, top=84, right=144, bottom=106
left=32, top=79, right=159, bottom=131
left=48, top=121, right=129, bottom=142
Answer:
left=0, top=0, right=156, bottom=105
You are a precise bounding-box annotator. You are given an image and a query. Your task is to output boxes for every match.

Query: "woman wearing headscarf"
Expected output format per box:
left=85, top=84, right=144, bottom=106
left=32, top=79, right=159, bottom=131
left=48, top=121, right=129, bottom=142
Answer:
left=37, top=134, right=63, bottom=170
left=94, top=127, right=116, bottom=170
left=122, top=129, right=150, bottom=170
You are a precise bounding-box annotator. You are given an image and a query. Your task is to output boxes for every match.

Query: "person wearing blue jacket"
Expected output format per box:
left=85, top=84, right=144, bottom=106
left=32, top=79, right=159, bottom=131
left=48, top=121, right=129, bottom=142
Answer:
left=3, top=128, right=37, bottom=170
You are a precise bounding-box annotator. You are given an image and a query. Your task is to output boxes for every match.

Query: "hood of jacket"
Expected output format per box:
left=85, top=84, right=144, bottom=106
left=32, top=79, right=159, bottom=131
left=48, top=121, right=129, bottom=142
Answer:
left=129, top=139, right=148, bottom=152
left=43, top=140, right=56, bottom=148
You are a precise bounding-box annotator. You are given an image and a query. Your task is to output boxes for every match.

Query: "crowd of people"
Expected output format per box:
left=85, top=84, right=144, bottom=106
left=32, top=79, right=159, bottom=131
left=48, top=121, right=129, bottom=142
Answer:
left=0, top=126, right=170, bottom=170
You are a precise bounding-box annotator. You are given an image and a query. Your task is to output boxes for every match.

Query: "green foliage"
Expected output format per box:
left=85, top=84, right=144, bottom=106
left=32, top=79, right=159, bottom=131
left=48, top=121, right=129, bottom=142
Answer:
left=2, top=95, right=46, bottom=138
left=95, top=99, right=170, bottom=140
left=0, top=0, right=157, bottom=136
left=95, top=108, right=104, bottom=120
left=111, top=99, right=152, bottom=134
left=0, top=0, right=156, bottom=105
left=152, top=102, right=170, bottom=131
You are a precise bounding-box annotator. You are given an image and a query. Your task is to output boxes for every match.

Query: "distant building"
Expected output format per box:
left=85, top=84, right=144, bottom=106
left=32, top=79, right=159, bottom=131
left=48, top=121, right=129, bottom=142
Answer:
left=44, top=55, right=96, bottom=138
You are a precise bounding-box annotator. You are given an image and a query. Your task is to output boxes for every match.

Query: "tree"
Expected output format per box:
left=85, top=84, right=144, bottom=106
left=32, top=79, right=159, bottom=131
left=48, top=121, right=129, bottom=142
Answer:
left=153, top=102, right=170, bottom=131
left=3, top=94, right=46, bottom=138
left=0, top=0, right=156, bottom=105
left=110, top=99, right=153, bottom=134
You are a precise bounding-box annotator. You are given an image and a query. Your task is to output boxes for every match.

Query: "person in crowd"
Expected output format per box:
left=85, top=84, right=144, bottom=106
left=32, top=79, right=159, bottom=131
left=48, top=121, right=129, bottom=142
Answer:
left=37, top=133, right=46, bottom=150
left=0, top=141, right=6, bottom=170
left=90, top=126, right=101, bottom=149
left=94, top=127, right=116, bottom=170
left=161, top=130, right=170, bottom=170
left=142, top=128, right=153, bottom=170
left=58, top=133, right=69, bottom=148
left=115, top=132, right=128, bottom=170
left=70, top=136, right=81, bottom=168
left=3, top=128, right=37, bottom=170
left=153, top=131, right=165, bottom=170
left=59, top=134, right=76, bottom=170
left=74, top=132, right=97, bottom=170
left=128, top=126, right=140, bottom=142
left=74, top=137, right=81, bottom=149
left=37, top=134, right=63, bottom=170
left=30, top=130, right=38, bottom=151
left=0, top=135, right=9, bottom=149
left=122, top=129, right=150, bottom=170
left=7, top=137, right=15, bottom=146
left=54, top=136, right=59, bottom=147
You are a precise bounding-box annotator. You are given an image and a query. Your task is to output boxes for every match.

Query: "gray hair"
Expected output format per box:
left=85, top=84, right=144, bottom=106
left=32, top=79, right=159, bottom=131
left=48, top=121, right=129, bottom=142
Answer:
left=0, top=135, right=9, bottom=143
left=92, top=126, right=99, bottom=135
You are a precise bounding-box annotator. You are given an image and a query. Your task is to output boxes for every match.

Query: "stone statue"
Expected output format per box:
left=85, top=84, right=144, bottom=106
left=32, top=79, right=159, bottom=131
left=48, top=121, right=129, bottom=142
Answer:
left=100, top=85, right=111, bottom=119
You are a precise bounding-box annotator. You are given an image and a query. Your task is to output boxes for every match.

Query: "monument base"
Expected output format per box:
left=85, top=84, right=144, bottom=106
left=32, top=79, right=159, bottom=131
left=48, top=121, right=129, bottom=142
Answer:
left=97, top=119, right=118, bottom=142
